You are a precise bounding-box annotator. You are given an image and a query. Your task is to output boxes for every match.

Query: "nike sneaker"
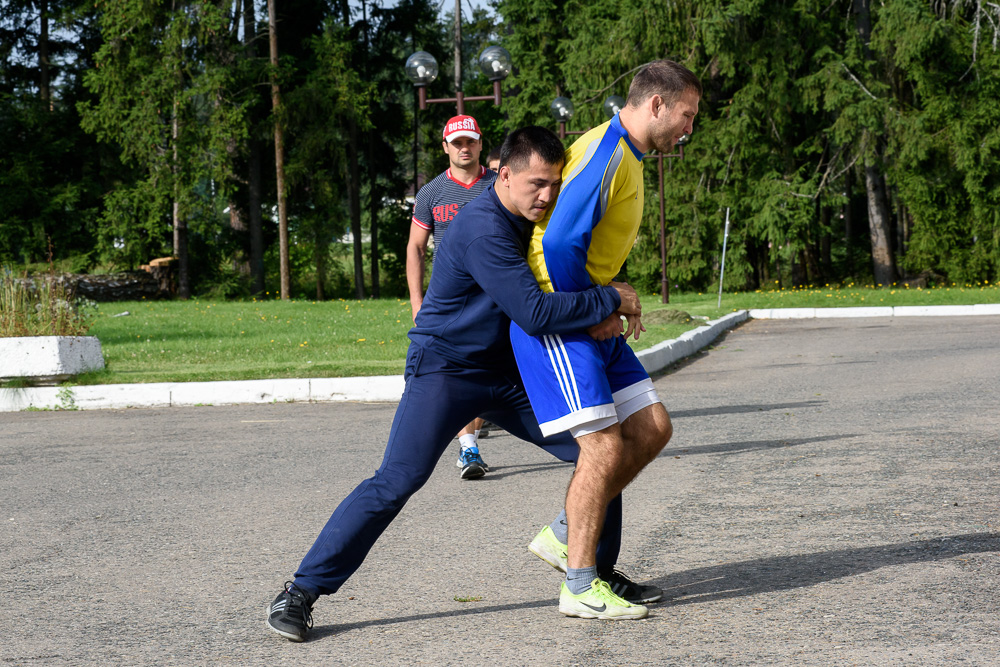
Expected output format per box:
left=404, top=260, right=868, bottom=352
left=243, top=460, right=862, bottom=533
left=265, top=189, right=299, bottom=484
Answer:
left=528, top=525, right=568, bottom=573
left=558, top=578, right=648, bottom=620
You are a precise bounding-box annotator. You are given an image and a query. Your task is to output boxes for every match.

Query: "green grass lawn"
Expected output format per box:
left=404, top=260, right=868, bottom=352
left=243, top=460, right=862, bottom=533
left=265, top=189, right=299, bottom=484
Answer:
left=77, top=297, right=417, bottom=384
left=61, top=281, right=999, bottom=385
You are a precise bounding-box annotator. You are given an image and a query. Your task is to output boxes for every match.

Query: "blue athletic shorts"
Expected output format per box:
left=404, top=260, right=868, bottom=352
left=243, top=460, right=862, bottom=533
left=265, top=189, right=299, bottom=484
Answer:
left=510, top=323, right=659, bottom=437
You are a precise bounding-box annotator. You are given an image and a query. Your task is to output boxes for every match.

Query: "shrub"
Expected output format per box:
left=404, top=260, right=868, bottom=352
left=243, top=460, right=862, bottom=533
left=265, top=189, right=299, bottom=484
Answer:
left=0, top=269, right=97, bottom=337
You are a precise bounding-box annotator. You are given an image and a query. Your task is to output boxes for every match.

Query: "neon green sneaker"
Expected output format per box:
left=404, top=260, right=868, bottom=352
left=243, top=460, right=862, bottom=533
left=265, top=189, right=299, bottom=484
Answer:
left=528, top=525, right=567, bottom=572
left=559, top=578, right=649, bottom=620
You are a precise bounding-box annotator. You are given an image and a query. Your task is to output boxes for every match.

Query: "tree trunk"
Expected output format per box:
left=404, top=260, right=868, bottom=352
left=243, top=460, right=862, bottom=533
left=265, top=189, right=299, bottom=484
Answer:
left=843, top=168, right=854, bottom=275
left=368, top=134, right=380, bottom=299
left=363, top=0, right=379, bottom=298
left=315, top=211, right=326, bottom=300
left=248, top=141, right=265, bottom=295
left=339, top=0, right=364, bottom=300
left=805, top=245, right=821, bottom=285
left=820, top=207, right=833, bottom=279
left=228, top=197, right=251, bottom=277
left=864, top=160, right=897, bottom=286
left=347, top=116, right=365, bottom=299
left=39, top=0, right=50, bottom=110
left=243, top=0, right=265, bottom=295
left=222, top=0, right=249, bottom=281
left=223, top=96, right=251, bottom=279
left=853, top=0, right=896, bottom=286
left=268, top=0, right=291, bottom=300
left=172, top=98, right=190, bottom=298
left=791, top=249, right=805, bottom=287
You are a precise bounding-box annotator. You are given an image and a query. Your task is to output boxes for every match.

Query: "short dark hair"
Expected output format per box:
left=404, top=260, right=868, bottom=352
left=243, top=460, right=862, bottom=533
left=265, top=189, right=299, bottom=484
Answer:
left=499, top=126, right=565, bottom=173
left=487, top=145, right=502, bottom=163
left=626, top=60, right=702, bottom=108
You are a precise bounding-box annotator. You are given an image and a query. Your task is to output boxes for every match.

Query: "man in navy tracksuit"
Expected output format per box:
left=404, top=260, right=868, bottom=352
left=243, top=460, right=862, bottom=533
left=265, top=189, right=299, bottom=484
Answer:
left=266, top=127, right=646, bottom=642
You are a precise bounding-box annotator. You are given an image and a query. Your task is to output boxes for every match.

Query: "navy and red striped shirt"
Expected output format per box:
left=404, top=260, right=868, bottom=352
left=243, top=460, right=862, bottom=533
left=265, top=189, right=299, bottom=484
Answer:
left=412, top=166, right=496, bottom=250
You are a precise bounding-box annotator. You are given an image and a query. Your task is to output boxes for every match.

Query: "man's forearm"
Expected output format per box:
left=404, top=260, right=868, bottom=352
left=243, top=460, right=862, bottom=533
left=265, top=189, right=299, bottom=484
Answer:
left=469, top=237, right=621, bottom=336
left=405, top=245, right=426, bottom=315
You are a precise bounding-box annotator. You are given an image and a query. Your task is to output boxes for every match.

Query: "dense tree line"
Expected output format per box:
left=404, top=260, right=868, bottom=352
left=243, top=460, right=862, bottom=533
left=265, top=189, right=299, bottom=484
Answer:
left=499, top=0, right=1000, bottom=291
left=2, top=0, right=998, bottom=299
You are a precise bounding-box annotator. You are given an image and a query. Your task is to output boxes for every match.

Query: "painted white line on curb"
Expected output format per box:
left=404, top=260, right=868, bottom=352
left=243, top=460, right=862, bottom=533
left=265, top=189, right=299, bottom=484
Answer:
left=3, top=304, right=997, bottom=412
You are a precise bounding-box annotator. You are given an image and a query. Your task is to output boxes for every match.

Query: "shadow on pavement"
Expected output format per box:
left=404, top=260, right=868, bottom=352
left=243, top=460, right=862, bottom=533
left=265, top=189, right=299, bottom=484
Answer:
left=309, top=597, right=558, bottom=640
left=474, top=460, right=574, bottom=480
left=671, top=400, right=827, bottom=419
left=658, top=433, right=860, bottom=459
left=653, top=533, right=1000, bottom=606
left=304, top=533, right=998, bottom=640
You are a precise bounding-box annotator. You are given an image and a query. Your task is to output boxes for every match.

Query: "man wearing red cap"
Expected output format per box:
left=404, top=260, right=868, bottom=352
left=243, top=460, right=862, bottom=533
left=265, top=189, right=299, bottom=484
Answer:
left=407, top=114, right=496, bottom=480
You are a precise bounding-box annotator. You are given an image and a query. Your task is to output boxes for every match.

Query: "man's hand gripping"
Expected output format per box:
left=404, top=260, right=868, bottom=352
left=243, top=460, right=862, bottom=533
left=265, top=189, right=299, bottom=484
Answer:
left=586, top=281, right=646, bottom=341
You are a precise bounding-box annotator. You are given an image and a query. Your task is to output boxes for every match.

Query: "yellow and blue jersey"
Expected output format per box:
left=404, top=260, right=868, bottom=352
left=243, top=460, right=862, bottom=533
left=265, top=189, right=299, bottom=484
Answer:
left=526, top=114, right=645, bottom=293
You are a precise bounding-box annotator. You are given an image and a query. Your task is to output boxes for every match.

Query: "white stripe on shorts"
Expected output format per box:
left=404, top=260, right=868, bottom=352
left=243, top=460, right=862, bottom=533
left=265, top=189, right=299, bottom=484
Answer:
left=542, top=334, right=582, bottom=413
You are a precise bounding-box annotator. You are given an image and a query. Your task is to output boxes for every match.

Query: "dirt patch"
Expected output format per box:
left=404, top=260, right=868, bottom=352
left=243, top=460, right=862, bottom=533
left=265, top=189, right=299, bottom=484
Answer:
left=643, top=308, right=695, bottom=325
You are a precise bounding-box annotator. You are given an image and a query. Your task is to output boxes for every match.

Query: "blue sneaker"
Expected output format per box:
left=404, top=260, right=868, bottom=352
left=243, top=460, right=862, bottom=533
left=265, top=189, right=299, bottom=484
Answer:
left=458, top=447, right=488, bottom=479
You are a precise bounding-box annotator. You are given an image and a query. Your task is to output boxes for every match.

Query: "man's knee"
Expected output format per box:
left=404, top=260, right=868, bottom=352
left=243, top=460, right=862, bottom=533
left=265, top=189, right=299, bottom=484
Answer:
left=657, top=412, right=673, bottom=450
left=623, top=403, right=672, bottom=455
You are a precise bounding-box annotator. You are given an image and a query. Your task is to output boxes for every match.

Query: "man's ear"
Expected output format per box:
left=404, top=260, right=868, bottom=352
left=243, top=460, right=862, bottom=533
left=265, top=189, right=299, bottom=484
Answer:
left=442, top=140, right=449, bottom=154
left=497, top=165, right=512, bottom=186
left=647, top=94, right=664, bottom=118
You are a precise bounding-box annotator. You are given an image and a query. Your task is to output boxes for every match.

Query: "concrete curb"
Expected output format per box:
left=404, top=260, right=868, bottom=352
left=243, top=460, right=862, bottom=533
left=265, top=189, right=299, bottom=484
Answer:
left=0, top=335, right=105, bottom=380
left=748, top=303, right=1000, bottom=319
left=637, top=310, right=749, bottom=374
left=3, top=304, right=997, bottom=412
left=0, top=375, right=405, bottom=412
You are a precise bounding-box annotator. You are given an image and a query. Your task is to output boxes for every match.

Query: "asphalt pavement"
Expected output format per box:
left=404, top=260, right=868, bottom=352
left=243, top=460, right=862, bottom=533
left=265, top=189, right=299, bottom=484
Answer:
left=2, top=315, right=999, bottom=666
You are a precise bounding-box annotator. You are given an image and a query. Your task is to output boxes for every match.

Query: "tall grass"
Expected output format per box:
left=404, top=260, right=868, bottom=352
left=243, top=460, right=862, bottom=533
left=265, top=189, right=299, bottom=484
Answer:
left=0, top=270, right=96, bottom=337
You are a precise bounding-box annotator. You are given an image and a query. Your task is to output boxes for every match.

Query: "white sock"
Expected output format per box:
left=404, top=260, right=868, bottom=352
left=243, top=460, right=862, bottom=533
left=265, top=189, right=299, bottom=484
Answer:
left=458, top=434, right=478, bottom=451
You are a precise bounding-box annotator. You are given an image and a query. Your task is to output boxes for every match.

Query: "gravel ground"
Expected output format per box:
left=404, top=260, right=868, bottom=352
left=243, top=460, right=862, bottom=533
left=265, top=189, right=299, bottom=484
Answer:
left=1, top=316, right=998, bottom=666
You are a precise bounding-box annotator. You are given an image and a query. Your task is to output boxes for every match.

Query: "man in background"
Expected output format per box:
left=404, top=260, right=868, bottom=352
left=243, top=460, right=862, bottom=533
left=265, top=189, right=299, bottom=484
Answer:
left=487, top=144, right=501, bottom=172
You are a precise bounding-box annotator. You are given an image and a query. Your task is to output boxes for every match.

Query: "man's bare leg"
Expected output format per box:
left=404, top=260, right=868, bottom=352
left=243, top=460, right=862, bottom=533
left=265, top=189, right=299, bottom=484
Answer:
left=557, top=402, right=672, bottom=618
left=565, top=423, right=628, bottom=570
left=618, top=402, right=673, bottom=481
left=457, top=418, right=485, bottom=439
left=565, top=403, right=672, bottom=569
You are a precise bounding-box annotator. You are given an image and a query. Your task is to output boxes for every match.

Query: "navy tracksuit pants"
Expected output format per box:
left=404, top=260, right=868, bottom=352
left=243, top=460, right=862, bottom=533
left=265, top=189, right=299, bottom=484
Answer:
left=293, top=345, right=623, bottom=596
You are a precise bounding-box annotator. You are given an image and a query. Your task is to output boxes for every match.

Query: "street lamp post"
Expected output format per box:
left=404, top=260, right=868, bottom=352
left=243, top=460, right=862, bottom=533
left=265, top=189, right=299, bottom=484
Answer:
left=405, top=46, right=512, bottom=115
left=656, top=134, right=688, bottom=303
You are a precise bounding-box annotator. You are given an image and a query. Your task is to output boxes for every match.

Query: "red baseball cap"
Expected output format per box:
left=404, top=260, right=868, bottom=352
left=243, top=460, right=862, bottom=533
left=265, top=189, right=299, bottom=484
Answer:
left=443, top=115, right=482, bottom=143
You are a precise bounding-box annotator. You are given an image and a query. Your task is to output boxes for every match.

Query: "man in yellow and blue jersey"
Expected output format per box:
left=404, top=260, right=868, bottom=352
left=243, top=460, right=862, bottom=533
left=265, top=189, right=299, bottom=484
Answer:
left=513, top=60, right=702, bottom=620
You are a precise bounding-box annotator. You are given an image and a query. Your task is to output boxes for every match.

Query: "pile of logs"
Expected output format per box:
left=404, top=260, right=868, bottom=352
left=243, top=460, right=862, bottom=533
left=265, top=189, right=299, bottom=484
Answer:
left=21, top=257, right=179, bottom=302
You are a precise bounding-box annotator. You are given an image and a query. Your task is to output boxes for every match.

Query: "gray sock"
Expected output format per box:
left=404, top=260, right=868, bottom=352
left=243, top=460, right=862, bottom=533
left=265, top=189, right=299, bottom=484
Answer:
left=550, top=510, right=568, bottom=544
left=565, top=566, right=598, bottom=595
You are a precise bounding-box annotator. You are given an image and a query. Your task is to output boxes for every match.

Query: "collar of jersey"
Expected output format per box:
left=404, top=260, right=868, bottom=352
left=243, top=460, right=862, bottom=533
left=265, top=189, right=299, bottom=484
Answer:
left=609, top=114, right=645, bottom=162
left=446, top=165, right=486, bottom=189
